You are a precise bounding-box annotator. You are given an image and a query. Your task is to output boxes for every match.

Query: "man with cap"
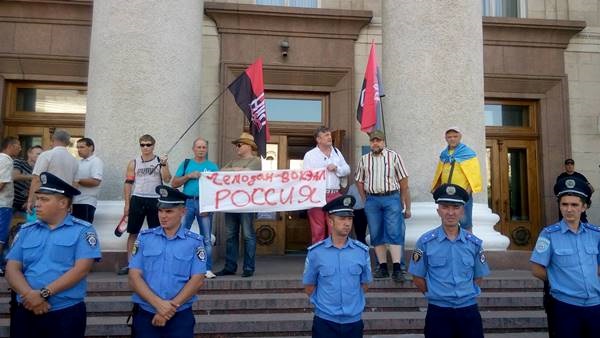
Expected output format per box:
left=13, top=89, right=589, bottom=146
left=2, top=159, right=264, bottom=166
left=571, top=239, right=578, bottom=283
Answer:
left=5, top=172, right=102, bottom=338
left=431, top=127, right=482, bottom=231
left=530, top=177, right=600, bottom=338
left=303, top=125, right=351, bottom=244
left=303, top=195, right=372, bottom=338
left=409, top=183, right=489, bottom=338
left=355, top=129, right=411, bottom=282
left=555, top=158, right=593, bottom=223
left=216, top=132, right=261, bottom=278
left=129, top=185, right=206, bottom=338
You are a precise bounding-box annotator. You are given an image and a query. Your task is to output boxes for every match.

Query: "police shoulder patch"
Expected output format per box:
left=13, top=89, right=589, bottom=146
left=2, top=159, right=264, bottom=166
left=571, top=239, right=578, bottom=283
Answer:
left=543, top=224, right=561, bottom=233
left=307, top=240, right=325, bottom=251
left=478, top=249, right=486, bottom=264
left=132, top=240, right=140, bottom=256
left=352, top=239, right=369, bottom=251
left=583, top=223, right=600, bottom=232
left=412, top=248, right=424, bottom=263
left=85, top=232, right=98, bottom=248
left=534, top=236, right=551, bottom=253
left=196, top=246, right=206, bottom=261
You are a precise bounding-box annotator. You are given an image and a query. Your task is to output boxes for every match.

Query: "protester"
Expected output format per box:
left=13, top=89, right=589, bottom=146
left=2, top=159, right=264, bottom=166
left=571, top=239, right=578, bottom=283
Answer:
left=171, top=137, right=219, bottom=279
left=12, top=145, right=42, bottom=216
left=119, top=134, right=171, bottom=275
left=303, top=126, right=350, bottom=244
left=6, top=172, right=101, bottom=338
left=72, top=138, right=103, bottom=223
left=0, top=137, right=21, bottom=275
left=129, top=185, right=205, bottom=338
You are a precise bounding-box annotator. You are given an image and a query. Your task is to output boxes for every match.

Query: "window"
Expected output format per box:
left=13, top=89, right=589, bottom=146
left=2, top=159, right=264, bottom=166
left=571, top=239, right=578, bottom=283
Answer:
left=484, top=104, right=530, bottom=127
left=266, top=98, right=322, bottom=123
left=256, top=0, right=318, bottom=8
left=482, top=0, right=526, bottom=18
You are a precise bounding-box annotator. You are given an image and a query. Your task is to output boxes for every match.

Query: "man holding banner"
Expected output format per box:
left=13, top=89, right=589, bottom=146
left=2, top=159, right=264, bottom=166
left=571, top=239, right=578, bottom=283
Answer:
left=303, top=126, right=350, bottom=244
left=215, top=132, right=262, bottom=278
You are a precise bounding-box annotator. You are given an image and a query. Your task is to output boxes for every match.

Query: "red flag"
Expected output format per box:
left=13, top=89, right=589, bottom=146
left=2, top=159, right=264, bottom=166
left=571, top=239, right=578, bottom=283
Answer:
left=228, top=58, right=271, bottom=157
left=357, top=42, right=384, bottom=133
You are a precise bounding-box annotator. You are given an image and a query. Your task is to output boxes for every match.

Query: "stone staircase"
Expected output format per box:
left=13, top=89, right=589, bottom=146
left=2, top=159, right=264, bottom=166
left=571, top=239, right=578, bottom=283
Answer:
left=0, top=269, right=548, bottom=337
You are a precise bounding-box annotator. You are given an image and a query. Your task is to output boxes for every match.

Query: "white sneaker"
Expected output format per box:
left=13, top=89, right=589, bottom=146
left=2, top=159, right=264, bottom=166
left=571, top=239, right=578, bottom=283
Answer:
left=205, top=270, right=216, bottom=279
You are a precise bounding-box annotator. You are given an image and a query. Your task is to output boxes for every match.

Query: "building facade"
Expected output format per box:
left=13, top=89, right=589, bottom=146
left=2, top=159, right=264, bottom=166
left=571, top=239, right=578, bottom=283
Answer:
left=0, top=0, right=598, bottom=253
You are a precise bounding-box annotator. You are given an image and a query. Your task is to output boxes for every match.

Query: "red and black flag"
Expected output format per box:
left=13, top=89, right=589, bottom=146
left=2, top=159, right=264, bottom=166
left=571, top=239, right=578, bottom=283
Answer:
left=228, top=58, right=270, bottom=157
left=356, top=42, right=385, bottom=133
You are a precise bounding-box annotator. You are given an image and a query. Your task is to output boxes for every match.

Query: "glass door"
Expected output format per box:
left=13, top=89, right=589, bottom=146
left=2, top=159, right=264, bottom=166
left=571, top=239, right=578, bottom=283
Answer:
left=5, top=126, right=84, bottom=158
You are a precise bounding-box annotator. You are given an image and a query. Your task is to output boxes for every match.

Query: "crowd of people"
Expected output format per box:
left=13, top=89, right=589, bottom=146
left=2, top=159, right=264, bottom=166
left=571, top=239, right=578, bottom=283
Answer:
left=0, top=126, right=598, bottom=338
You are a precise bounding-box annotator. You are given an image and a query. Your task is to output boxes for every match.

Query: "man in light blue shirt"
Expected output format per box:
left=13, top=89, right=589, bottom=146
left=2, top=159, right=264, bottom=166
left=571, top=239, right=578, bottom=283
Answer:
left=6, top=172, right=101, bottom=338
left=171, top=137, right=218, bottom=279
left=531, top=177, right=600, bottom=338
left=303, top=195, right=372, bottom=338
left=409, top=183, right=489, bottom=338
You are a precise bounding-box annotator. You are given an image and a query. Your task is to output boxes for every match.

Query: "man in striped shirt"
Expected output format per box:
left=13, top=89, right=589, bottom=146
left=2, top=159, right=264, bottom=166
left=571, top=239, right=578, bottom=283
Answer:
left=355, top=130, right=411, bottom=282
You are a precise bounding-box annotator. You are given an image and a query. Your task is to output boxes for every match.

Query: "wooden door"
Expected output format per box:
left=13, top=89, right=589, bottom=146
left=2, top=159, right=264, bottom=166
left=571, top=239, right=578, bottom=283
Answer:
left=487, top=138, right=540, bottom=249
left=5, top=126, right=84, bottom=158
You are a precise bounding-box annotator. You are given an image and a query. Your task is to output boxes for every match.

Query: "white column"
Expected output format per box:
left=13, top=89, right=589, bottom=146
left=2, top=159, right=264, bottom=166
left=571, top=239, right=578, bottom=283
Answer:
left=381, top=0, right=509, bottom=250
left=85, top=0, right=205, bottom=250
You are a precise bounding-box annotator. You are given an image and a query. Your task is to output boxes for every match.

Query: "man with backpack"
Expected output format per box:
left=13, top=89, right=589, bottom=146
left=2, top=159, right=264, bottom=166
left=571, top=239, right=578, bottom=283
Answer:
left=171, top=137, right=218, bottom=279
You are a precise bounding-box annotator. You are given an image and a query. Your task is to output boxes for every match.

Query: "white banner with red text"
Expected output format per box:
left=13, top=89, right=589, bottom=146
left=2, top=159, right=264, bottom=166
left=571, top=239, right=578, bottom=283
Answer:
left=199, top=168, right=326, bottom=213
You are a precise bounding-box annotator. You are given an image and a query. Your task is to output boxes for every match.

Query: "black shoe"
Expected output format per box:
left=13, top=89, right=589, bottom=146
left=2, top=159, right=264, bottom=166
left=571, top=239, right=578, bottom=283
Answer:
left=241, top=270, right=254, bottom=278
left=373, top=269, right=389, bottom=279
left=215, top=269, right=235, bottom=277
left=391, top=270, right=404, bottom=283
left=117, top=267, right=129, bottom=275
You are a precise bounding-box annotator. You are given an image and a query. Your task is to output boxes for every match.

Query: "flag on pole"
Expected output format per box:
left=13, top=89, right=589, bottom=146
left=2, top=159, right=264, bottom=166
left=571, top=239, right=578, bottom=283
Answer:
left=228, top=58, right=270, bottom=157
left=356, top=42, right=385, bottom=133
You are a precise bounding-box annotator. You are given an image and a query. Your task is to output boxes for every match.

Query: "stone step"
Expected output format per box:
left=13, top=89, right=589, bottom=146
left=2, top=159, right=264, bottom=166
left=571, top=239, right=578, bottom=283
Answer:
left=0, top=309, right=548, bottom=337
left=0, top=291, right=543, bottom=316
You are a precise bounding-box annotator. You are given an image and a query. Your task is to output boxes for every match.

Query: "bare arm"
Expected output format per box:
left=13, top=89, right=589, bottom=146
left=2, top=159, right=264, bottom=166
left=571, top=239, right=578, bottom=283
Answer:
left=362, top=284, right=369, bottom=293
left=172, top=172, right=200, bottom=189
left=412, top=276, right=427, bottom=293
left=26, top=175, right=41, bottom=212
left=129, top=269, right=178, bottom=319
left=531, top=262, right=547, bottom=281
left=474, top=277, right=483, bottom=286
left=160, top=164, right=172, bottom=183
left=5, top=260, right=33, bottom=296
left=76, top=178, right=101, bottom=188
left=356, top=181, right=366, bottom=202
left=123, top=160, right=135, bottom=215
left=0, top=182, right=6, bottom=191
left=12, top=169, right=32, bottom=182
left=400, top=177, right=411, bottom=218
left=304, top=285, right=315, bottom=296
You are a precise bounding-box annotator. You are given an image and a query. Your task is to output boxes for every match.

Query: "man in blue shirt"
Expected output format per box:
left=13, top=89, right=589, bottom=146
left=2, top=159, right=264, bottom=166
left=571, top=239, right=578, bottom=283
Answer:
left=409, top=183, right=489, bottom=338
left=530, top=177, right=600, bottom=338
left=129, top=185, right=206, bottom=338
left=171, top=137, right=219, bottom=279
left=5, top=172, right=102, bottom=338
left=303, top=195, right=372, bottom=338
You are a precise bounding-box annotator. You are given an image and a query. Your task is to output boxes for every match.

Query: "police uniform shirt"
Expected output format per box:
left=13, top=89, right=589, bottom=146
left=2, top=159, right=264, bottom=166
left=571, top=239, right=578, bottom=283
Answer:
left=302, top=237, right=372, bottom=324
left=129, top=225, right=207, bottom=313
left=409, top=226, right=490, bottom=308
left=6, top=215, right=102, bottom=311
left=530, top=220, right=600, bottom=307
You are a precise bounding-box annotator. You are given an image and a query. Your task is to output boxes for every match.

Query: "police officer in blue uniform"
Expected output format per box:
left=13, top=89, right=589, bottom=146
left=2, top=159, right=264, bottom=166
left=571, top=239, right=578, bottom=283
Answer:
left=530, top=177, right=600, bottom=338
left=129, top=185, right=206, bottom=338
left=409, top=183, right=490, bottom=338
left=5, top=172, right=102, bottom=338
left=303, top=195, right=372, bottom=338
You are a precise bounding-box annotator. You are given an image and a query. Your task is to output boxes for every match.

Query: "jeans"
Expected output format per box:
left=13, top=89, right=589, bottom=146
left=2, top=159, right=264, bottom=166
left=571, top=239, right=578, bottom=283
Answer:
left=0, top=207, right=12, bottom=245
left=182, top=198, right=213, bottom=271
left=460, top=194, right=473, bottom=230
left=364, top=192, right=405, bottom=246
left=224, top=212, right=256, bottom=273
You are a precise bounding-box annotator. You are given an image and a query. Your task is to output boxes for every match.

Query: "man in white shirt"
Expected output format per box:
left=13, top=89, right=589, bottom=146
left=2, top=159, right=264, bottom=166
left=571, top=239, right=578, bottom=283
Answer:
left=27, top=129, right=78, bottom=212
left=0, top=137, right=21, bottom=275
left=72, top=138, right=103, bottom=223
left=303, top=126, right=350, bottom=244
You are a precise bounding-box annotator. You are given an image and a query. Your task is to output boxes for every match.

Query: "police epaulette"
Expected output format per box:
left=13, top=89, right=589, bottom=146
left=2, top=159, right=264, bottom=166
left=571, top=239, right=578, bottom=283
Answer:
left=307, top=240, right=325, bottom=251
left=583, top=223, right=600, bottom=232
left=352, top=239, right=369, bottom=251
left=72, top=217, right=92, bottom=227
left=139, top=228, right=154, bottom=235
left=19, top=221, right=37, bottom=229
left=185, top=230, right=203, bottom=241
left=420, top=230, right=437, bottom=244
left=465, top=232, right=482, bottom=246
left=543, top=224, right=561, bottom=233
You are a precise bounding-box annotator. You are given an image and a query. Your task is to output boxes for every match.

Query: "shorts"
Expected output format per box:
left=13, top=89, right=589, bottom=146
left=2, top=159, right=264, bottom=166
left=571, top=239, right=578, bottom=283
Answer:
left=127, top=196, right=160, bottom=234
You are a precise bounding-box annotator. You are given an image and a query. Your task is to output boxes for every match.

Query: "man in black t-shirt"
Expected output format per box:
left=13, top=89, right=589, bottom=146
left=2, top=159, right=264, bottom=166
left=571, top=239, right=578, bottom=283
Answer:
left=556, top=158, right=594, bottom=222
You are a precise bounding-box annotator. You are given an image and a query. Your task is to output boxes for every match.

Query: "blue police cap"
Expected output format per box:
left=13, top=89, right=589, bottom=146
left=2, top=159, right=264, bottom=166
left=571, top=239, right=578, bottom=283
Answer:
left=433, top=183, right=469, bottom=205
left=155, top=185, right=188, bottom=208
left=554, top=177, right=591, bottom=201
left=322, top=195, right=355, bottom=217
left=36, top=172, right=80, bottom=198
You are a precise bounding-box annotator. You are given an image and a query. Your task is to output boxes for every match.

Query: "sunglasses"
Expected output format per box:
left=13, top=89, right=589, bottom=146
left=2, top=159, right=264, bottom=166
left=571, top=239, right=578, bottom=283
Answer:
left=236, top=143, right=244, bottom=148
left=140, top=143, right=154, bottom=147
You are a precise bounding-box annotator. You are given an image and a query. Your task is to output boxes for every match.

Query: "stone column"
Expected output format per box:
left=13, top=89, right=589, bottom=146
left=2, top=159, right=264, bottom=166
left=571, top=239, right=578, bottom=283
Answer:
left=86, top=0, right=204, bottom=251
left=382, top=0, right=509, bottom=249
